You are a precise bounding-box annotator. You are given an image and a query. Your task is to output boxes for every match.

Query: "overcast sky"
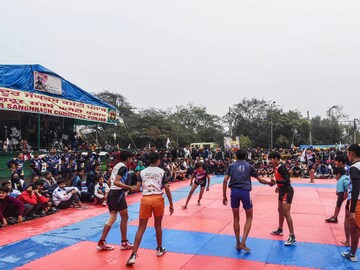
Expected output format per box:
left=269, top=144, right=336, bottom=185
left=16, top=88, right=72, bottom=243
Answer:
left=1, top=0, right=359, bottom=121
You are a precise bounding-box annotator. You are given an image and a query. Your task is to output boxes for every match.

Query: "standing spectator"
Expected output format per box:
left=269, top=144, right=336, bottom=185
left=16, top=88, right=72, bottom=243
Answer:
left=30, top=153, right=45, bottom=176
left=46, top=148, right=60, bottom=178
left=7, top=153, right=25, bottom=179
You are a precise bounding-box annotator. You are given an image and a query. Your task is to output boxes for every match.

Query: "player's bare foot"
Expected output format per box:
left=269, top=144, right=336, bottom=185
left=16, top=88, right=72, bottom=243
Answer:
left=197, top=200, right=201, bottom=206
left=341, top=240, right=350, bottom=246
left=181, top=206, right=187, bottom=209
left=236, top=244, right=251, bottom=252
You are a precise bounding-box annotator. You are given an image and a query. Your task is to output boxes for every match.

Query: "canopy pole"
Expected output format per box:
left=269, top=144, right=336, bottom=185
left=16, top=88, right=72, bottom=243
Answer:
left=37, top=114, right=41, bottom=150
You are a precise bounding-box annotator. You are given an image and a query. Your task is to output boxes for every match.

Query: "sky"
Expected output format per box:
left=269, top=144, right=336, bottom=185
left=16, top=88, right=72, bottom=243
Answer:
left=1, top=0, right=359, bottom=121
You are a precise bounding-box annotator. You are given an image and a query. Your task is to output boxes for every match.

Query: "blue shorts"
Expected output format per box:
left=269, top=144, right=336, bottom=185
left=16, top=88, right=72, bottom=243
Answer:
left=230, top=188, right=252, bottom=210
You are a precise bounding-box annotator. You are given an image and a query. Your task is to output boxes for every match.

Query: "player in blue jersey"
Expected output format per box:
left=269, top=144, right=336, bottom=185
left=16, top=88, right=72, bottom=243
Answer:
left=223, top=149, right=275, bottom=251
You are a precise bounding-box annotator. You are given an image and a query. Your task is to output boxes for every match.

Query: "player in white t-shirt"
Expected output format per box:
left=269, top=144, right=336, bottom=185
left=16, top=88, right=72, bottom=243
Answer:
left=96, top=151, right=135, bottom=252
left=127, top=152, right=174, bottom=266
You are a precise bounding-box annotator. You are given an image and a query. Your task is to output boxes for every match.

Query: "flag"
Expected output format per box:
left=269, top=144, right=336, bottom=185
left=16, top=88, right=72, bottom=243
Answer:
left=300, top=149, right=306, bottom=162
left=166, top=138, right=171, bottom=149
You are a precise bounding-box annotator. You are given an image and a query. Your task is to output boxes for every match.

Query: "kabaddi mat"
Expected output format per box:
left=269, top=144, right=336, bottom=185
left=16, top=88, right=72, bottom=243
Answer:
left=0, top=176, right=358, bottom=270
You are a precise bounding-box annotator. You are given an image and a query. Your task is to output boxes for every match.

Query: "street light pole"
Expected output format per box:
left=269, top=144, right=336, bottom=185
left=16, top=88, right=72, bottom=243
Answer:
left=270, top=101, right=275, bottom=150
left=354, top=119, right=358, bottom=144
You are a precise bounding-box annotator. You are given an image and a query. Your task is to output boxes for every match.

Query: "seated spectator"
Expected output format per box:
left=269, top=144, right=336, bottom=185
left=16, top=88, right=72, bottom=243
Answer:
left=127, top=169, right=141, bottom=193
left=71, top=168, right=94, bottom=202
left=315, top=162, right=331, bottom=179
left=29, top=174, right=40, bottom=185
left=10, top=172, right=26, bottom=193
left=94, top=175, right=110, bottom=206
left=41, top=171, right=57, bottom=193
left=290, top=161, right=302, bottom=177
left=17, top=185, right=43, bottom=219
left=86, top=163, right=102, bottom=195
left=52, top=179, right=84, bottom=209
left=1, top=181, right=21, bottom=198
left=0, top=186, right=24, bottom=227
left=34, top=180, right=58, bottom=215
left=103, top=167, right=113, bottom=187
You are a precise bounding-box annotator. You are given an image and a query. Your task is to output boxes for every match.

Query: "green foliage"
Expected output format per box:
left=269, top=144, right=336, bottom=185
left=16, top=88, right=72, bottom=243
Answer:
left=88, top=92, right=354, bottom=149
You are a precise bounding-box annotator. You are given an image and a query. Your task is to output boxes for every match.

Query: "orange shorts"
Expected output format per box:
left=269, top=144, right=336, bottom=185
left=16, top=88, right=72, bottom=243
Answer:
left=351, top=200, right=360, bottom=227
left=139, top=194, right=165, bottom=219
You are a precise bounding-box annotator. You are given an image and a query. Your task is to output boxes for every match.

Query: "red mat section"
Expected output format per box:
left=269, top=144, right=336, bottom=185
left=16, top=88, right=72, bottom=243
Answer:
left=0, top=180, right=190, bottom=247
left=130, top=181, right=346, bottom=246
left=16, top=241, right=319, bottom=270
left=16, top=241, right=193, bottom=270
left=182, top=255, right=320, bottom=270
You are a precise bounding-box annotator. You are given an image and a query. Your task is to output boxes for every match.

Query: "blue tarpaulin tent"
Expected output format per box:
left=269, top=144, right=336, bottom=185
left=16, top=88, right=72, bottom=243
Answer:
left=0, top=64, right=117, bottom=124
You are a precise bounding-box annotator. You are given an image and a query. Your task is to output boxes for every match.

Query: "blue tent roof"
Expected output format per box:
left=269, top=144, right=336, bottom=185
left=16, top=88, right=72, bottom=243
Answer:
left=0, top=64, right=116, bottom=111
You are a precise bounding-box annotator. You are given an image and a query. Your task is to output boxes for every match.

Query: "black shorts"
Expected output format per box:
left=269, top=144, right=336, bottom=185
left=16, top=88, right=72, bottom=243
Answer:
left=107, top=190, right=127, bottom=212
left=194, top=179, right=206, bottom=188
left=278, top=186, right=294, bottom=204
left=336, top=192, right=344, bottom=208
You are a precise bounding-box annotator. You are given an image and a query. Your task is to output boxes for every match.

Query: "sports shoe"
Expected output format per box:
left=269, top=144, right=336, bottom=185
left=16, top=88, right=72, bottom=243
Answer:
left=96, top=240, right=114, bottom=251
left=284, top=234, right=296, bottom=246
left=121, top=240, right=133, bottom=250
left=102, top=201, right=107, bottom=206
left=156, top=247, right=166, bottom=257
left=325, top=217, right=338, bottom=223
left=126, top=253, right=137, bottom=265
left=271, top=229, right=283, bottom=236
left=342, top=251, right=358, bottom=262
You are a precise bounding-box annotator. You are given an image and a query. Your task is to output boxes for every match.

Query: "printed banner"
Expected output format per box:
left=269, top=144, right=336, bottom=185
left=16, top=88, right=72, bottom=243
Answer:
left=224, top=136, right=240, bottom=149
left=34, top=72, right=63, bottom=95
left=0, top=87, right=116, bottom=124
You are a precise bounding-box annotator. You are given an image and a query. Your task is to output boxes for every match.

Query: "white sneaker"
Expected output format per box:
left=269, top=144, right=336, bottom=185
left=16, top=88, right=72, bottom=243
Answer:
left=156, top=247, right=166, bottom=257
left=342, top=251, right=358, bottom=262
left=126, top=253, right=137, bottom=265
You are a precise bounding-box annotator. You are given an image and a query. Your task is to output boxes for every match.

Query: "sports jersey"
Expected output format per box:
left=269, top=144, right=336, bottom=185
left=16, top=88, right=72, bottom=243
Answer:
left=274, top=163, right=291, bottom=188
left=193, top=168, right=207, bottom=184
left=109, top=162, right=129, bottom=190
left=138, top=166, right=168, bottom=196
left=225, top=160, right=258, bottom=190
left=349, top=161, right=360, bottom=213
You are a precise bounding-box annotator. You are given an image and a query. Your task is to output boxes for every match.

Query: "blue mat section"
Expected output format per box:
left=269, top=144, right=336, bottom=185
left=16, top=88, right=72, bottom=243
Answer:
left=0, top=234, right=78, bottom=270
left=96, top=225, right=357, bottom=270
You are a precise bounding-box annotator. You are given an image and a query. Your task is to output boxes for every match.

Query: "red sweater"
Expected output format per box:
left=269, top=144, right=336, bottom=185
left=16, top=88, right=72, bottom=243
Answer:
left=18, top=191, right=38, bottom=205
